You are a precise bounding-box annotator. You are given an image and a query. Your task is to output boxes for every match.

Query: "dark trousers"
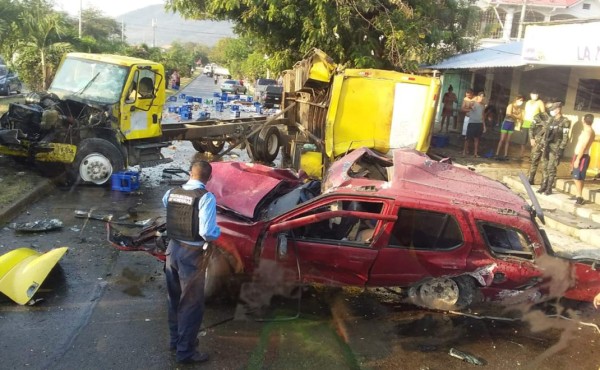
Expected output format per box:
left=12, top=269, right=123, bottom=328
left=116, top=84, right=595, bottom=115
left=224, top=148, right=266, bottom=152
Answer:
left=165, top=239, right=206, bottom=361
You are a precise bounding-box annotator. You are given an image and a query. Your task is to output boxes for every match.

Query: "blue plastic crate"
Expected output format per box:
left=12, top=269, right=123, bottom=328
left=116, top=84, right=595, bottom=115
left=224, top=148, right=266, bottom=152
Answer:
left=220, top=93, right=228, bottom=101
left=215, top=102, right=224, bottom=112
left=199, top=111, right=211, bottom=119
left=213, top=92, right=221, bottom=98
left=230, top=105, right=240, bottom=112
left=111, top=171, right=140, bottom=192
left=167, top=106, right=176, bottom=113
left=431, top=134, right=449, bottom=148
left=194, top=97, right=203, bottom=103
left=167, top=96, right=177, bottom=102
left=179, top=93, right=186, bottom=100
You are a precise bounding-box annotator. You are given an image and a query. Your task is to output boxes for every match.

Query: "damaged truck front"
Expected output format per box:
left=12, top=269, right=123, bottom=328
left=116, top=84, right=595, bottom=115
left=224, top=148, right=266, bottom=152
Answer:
left=0, top=53, right=166, bottom=184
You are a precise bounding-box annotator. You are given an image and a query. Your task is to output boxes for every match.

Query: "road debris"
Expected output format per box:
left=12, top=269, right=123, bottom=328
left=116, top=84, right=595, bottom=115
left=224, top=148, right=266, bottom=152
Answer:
left=74, top=210, right=152, bottom=227
left=448, top=348, right=486, bottom=366
left=10, top=219, right=63, bottom=232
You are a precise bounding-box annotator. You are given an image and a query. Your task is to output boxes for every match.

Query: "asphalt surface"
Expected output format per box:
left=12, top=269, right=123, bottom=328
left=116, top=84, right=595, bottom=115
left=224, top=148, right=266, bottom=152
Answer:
left=1, top=76, right=600, bottom=370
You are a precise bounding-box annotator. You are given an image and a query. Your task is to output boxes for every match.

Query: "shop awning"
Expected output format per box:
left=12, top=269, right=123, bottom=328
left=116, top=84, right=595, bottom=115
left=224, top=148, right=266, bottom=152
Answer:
left=427, top=42, right=525, bottom=70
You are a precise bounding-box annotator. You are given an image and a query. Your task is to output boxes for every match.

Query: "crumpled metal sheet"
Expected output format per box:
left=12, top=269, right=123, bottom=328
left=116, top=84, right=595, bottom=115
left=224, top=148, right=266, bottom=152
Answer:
left=10, top=218, right=63, bottom=232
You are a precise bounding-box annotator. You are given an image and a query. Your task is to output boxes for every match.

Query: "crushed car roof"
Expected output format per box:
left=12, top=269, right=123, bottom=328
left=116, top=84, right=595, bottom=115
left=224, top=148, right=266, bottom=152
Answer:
left=324, top=148, right=529, bottom=217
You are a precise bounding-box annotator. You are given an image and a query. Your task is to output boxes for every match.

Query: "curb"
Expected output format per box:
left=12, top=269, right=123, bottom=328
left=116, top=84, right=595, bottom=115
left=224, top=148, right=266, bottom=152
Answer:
left=0, top=178, right=54, bottom=225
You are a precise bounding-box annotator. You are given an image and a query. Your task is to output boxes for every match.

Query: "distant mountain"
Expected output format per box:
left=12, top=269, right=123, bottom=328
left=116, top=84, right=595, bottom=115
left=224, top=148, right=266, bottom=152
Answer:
left=119, top=5, right=235, bottom=47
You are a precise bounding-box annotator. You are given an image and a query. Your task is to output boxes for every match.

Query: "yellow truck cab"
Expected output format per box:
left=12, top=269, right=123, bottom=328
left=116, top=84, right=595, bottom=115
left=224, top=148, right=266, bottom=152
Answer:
left=0, top=53, right=167, bottom=184
left=283, top=49, right=441, bottom=178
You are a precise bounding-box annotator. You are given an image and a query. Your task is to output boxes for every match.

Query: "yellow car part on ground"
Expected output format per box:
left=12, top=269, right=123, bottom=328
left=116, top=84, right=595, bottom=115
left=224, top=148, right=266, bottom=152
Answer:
left=0, top=247, right=68, bottom=305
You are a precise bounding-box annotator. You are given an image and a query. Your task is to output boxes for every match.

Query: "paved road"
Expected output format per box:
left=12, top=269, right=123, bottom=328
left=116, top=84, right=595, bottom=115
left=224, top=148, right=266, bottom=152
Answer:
left=1, top=76, right=600, bottom=370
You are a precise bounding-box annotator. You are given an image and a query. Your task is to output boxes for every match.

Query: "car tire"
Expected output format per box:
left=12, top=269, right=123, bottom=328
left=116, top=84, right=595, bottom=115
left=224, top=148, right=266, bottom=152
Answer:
left=411, top=276, right=479, bottom=310
left=16, top=84, right=22, bottom=94
left=255, top=125, right=281, bottom=163
left=204, top=247, right=234, bottom=300
left=71, top=138, right=124, bottom=185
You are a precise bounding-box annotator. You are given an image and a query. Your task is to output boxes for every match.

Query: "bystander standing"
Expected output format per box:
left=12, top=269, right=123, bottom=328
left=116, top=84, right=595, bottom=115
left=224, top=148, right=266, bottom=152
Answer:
left=572, top=114, right=596, bottom=205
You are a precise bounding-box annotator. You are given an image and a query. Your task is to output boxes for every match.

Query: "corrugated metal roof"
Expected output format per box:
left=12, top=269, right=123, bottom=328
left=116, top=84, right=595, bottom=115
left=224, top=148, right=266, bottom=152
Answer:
left=488, top=0, right=580, bottom=8
left=427, top=42, right=525, bottom=70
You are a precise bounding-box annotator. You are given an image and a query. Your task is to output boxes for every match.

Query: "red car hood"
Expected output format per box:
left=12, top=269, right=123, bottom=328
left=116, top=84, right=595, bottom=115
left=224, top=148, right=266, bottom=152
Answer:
left=206, top=162, right=305, bottom=219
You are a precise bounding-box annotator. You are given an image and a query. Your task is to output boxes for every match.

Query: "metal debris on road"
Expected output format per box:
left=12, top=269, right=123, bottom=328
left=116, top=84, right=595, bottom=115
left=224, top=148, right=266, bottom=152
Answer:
left=448, top=348, right=486, bottom=366
left=10, top=219, right=63, bottom=232
left=74, top=210, right=153, bottom=227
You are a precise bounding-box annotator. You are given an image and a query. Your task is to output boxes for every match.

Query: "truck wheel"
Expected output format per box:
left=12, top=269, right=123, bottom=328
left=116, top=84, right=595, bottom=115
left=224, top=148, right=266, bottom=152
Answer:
left=255, top=126, right=280, bottom=162
left=204, top=140, right=224, bottom=155
left=73, top=138, right=124, bottom=185
left=191, top=140, right=206, bottom=153
left=205, top=248, right=233, bottom=300
left=245, top=134, right=261, bottom=162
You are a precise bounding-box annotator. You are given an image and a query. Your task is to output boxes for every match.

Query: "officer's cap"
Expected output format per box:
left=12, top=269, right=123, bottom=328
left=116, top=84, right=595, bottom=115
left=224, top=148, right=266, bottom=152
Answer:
left=548, top=102, right=562, bottom=110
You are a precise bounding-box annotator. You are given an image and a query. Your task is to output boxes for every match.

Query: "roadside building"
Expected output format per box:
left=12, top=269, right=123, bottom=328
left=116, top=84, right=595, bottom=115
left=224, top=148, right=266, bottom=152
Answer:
left=427, top=15, right=600, bottom=177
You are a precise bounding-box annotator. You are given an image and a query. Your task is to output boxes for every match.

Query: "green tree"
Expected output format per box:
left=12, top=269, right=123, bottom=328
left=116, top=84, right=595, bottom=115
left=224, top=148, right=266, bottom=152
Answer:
left=18, top=0, right=71, bottom=89
left=166, top=0, right=479, bottom=73
left=0, top=0, right=24, bottom=67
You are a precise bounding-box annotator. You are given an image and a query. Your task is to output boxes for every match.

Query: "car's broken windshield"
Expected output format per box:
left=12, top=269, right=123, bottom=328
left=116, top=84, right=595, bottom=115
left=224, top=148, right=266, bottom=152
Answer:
left=49, top=58, right=128, bottom=104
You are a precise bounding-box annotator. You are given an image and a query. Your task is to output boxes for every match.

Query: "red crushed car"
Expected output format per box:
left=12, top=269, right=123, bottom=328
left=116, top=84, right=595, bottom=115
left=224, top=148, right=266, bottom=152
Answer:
left=108, top=148, right=600, bottom=309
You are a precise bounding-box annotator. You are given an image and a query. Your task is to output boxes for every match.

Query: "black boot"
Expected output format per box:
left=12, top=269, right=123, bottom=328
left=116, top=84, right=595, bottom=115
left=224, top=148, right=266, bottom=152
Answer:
left=528, top=174, right=535, bottom=185
left=544, top=176, right=555, bottom=195
left=537, top=179, right=547, bottom=194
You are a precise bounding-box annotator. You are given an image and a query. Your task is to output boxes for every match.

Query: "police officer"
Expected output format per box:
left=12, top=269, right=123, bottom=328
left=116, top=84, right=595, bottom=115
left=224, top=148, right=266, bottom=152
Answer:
left=162, top=160, right=221, bottom=364
left=527, top=101, right=553, bottom=184
left=537, top=102, right=571, bottom=195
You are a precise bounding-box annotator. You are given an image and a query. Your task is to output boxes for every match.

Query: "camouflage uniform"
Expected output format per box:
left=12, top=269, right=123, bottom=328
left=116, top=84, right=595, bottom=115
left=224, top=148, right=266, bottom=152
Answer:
left=527, top=111, right=550, bottom=184
left=538, top=115, right=571, bottom=195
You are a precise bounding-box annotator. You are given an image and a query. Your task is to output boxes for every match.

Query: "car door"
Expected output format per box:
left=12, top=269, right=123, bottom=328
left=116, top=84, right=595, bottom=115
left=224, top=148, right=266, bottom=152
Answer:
left=369, top=200, right=472, bottom=287
left=260, top=196, right=396, bottom=287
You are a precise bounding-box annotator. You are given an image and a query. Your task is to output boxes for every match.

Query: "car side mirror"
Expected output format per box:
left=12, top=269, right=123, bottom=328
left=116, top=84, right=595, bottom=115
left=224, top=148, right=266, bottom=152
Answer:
left=277, top=234, right=288, bottom=259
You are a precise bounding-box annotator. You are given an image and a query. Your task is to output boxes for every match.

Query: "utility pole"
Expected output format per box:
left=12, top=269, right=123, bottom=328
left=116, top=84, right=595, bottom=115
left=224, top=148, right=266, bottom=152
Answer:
left=78, top=0, right=82, bottom=38
left=121, top=19, right=124, bottom=43
left=152, top=18, right=156, bottom=47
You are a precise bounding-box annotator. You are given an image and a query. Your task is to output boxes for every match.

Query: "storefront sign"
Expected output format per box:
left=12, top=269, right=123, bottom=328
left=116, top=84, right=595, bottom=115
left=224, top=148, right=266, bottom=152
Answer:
left=523, top=23, right=600, bottom=66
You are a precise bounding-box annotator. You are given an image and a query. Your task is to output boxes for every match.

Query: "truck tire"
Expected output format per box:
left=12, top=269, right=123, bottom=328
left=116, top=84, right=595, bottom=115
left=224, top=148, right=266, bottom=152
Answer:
left=204, top=140, right=224, bottom=155
left=72, top=138, right=124, bottom=185
left=191, top=140, right=207, bottom=153
left=245, top=134, right=260, bottom=162
left=255, top=125, right=281, bottom=163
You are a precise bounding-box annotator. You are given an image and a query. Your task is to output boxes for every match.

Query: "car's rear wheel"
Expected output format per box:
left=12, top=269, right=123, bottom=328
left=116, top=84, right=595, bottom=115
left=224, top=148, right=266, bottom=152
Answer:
left=16, top=83, right=22, bottom=94
left=411, top=276, right=478, bottom=310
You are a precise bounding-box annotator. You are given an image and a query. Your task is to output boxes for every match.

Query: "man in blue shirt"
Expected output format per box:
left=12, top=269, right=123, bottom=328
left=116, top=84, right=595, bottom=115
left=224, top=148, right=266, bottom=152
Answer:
left=162, top=160, right=221, bottom=364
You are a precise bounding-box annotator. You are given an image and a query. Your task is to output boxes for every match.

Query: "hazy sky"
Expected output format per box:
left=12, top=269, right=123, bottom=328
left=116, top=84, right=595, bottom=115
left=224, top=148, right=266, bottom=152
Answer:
left=53, top=0, right=165, bottom=18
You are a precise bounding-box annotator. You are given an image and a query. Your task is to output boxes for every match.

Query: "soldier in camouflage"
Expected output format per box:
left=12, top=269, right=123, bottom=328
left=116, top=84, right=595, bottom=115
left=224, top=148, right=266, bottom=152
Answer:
left=537, top=102, right=571, bottom=195
left=527, top=101, right=553, bottom=184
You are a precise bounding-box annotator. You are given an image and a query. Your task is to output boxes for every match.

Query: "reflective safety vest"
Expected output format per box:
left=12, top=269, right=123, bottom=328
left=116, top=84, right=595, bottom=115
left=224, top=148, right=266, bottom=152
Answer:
left=166, top=187, right=208, bottom=242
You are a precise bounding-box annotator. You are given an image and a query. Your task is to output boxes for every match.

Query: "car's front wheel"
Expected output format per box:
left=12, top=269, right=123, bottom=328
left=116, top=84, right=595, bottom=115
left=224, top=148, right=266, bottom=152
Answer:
left=204, top=247, right=234, bottom=300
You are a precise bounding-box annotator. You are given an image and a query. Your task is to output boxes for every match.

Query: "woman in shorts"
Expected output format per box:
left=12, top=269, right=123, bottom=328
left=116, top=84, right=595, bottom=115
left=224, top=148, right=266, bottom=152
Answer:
left=495, top=95, right=524, bottom=160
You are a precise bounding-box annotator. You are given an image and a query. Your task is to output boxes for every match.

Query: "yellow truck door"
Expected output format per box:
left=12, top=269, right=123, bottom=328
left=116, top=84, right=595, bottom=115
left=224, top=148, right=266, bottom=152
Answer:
left=325, top=69, right=440, bottom=159
left=121, top=66, right=165, bottom=140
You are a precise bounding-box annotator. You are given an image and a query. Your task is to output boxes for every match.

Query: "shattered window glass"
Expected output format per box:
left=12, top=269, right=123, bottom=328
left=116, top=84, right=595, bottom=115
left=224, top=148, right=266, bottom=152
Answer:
left=388, top=208, right=463, bottom=250
left=289, top=200, right=383, bottom=244
left=481, top=223, right=533, bottom=259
